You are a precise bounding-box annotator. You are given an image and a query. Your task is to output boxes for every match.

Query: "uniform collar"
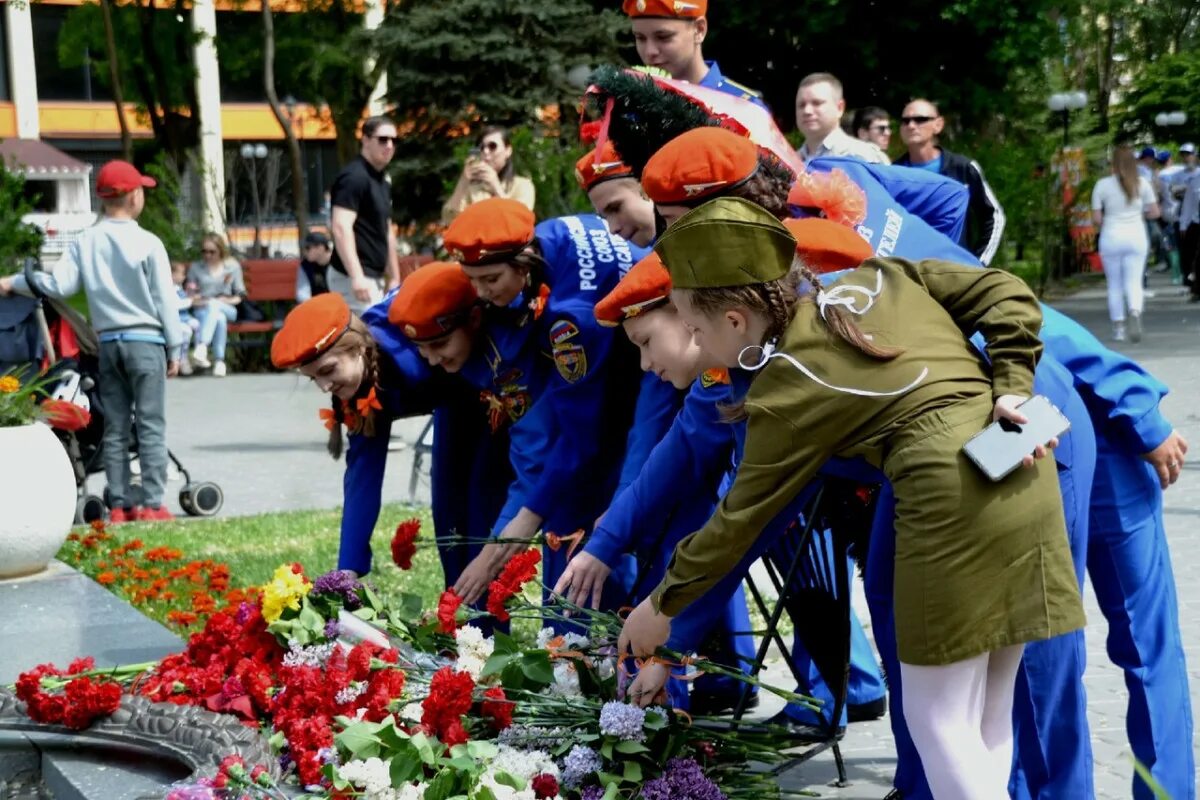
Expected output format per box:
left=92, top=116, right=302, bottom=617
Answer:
left=699, top=60, right=723, bottom=88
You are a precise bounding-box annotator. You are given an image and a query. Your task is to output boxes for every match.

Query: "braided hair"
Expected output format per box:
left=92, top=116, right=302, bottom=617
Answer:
left=325, top=316, right=382, bottom=459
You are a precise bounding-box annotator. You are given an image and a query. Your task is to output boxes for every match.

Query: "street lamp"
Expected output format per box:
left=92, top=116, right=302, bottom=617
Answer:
left=1047, top=92, right=1087, bottom=278
left=1155, top=111, right=1188, bottom=128
left=240, top=142, right=269, bottom=257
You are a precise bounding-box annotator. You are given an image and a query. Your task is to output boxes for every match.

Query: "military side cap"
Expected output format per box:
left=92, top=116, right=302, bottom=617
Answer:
left=576, top=142, right=635, bottom=192
left=642, top=127, right=758, bottom=205
left=655, top=197, right=796, bottom=289
left=623, top=0, right=706, bottom=18
left=388, top=261, right=478, bottom=341
left=443, top=198, right=536, bottom=266
left=594, top=252, right=672, bottom=327
left=271, top=292, right=352, bottom=368
left=783, top=218, right=874, bottom=274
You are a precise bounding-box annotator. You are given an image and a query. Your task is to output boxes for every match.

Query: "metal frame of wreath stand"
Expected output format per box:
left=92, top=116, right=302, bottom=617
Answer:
left=720, top=481, right=855, bottom=787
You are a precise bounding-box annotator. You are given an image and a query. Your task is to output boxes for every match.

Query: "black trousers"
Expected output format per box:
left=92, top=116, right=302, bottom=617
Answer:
left=1183, top=224, right=1200, bottom=296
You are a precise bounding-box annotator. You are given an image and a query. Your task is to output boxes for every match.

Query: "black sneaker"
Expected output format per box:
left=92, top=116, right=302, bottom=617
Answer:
left=764, top=710, right=845, bottom=743
left=688, top=690, right=760, bottom=716
left=848, top=696, right=888, bottom=722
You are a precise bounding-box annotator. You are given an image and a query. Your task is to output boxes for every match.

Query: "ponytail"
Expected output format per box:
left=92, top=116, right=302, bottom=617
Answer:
left=322, top=316, right=382, bottom=460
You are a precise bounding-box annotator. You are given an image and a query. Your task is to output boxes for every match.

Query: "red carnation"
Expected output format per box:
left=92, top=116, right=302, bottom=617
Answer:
left=531, top=773, right=560, bottom=799
left=480, top=686, right=513, bottom=730
left=437, top=589, right=463, bottom=634
left=391, top=518, right=421, bottom=570
left=421, top=667, right=475, bottom=746
left=40, top=399, right=91, bottom=432
left=485, top=548, right=541, bottom=622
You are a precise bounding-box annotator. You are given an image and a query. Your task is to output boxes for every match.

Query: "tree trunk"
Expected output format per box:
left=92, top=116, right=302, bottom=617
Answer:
left=262, top=0, right=309, bottom=244
left=99, top=0, right=133, bottom=161
left=1093, top=10, right=1117, bottom=133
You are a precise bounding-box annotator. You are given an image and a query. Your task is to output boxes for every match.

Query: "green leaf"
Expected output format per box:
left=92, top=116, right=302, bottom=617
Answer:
left=352, top=607, right=378, bottom=621
left=390, top=751, right=423, bottom=785
left=334, top=723, right=381, bottom=760
left=518, top=651, right=554, bottom=685
left=491, top=630, right=519, bottom=656
left=481, top=652, right=512, bottom=678
left=600, top=740, right=614, bottom=760
left=409, top=731, right=439, bottom=765
left=493, top=771, right=525, bottom=791
left=466, top=741, right=499, bottom=761
left=363, top=582, right=384, bottom=613
left=614, top=740, right=649, bottom=754
left=622, top=760, right=642, bottom=783
left=422, top=770, right=456, bottom=800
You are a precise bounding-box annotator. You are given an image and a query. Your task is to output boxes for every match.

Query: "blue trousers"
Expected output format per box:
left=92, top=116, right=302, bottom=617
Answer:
left=1088, top=448, right=1194, bottom=799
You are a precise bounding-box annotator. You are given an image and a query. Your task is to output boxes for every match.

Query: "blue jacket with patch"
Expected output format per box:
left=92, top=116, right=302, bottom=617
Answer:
left=699, top=60, right=767, bottom=109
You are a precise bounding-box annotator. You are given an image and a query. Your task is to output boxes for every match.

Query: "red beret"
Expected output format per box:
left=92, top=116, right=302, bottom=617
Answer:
left=623, top=0, right=706, bottom=18
left=388, top=261, right=478, bottom=341
left=642, top=127, right=758, bottom=205
left=270, top=293, right=352, bottom=368
left=576, top=142, right=635, bottom=193
left=783, top=217, right=875, bottom=274
left=594, top=252, right=672, bottom=327
left=443, top=198, right=536, bottom=266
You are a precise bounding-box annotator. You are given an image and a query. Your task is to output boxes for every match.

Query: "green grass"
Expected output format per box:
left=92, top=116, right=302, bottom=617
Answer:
left=60, top=503, right=446, bottom=607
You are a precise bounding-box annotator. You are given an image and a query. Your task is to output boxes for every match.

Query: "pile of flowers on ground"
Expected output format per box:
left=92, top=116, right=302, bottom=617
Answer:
left=59, top=521, right=249, bottom=634
left=13, top=520, right=812, bottom=799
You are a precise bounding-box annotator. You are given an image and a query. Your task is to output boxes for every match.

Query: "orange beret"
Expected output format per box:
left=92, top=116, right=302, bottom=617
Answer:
left=786, top=169, right=869, bottom=228
left=623, top=0, right=706, bottom=18
left=783, top=217, right=875, bottom=274
left=388, top=262, right=478, bottom=341
left=270, top=292, right=352, bottom=369
left=594, top=252, right=672, bottom=327
left=443, top=198, right=536, bottom=266
left=576, top=142, right=635, bottom=193
left=642, top=127, right=758, bottom=205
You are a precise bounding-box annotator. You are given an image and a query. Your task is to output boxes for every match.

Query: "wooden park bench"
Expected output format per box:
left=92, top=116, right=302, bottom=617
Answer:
left=228, top=258, right=297, bottom=370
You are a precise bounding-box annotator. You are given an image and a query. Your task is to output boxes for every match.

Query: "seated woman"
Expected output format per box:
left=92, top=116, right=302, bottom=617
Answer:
left=441, top=126, right=536, bottom=223
left=620, top=198, right=1084, bottom=800
left=187, top=233, right=244, bottom=377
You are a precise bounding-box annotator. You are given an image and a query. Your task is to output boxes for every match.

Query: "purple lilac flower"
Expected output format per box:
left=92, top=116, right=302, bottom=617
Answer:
left=599, top=700, right=646, bottom=741
left=235, top=602, right=255, bottom=625
left=311, top=569, right=363, bottom=610
left=324, top=619, right=342, bottom=640
left=562, top=744, right=602, bottom=788
left=639, top=757, right=725, bottom=800
left=580, top=787, right=605, bottom=800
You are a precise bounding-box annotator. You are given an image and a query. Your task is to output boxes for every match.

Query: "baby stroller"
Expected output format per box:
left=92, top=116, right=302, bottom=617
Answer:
left=1, top=259, right=224, bottom=523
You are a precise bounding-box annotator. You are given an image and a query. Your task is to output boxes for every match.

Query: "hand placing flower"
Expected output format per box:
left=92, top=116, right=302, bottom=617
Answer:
left=618, top=597, right=672, bottom=660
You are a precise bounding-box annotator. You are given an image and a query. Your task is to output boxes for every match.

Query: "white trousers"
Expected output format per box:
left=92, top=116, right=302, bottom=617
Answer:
left=1099, top=226, right=1149, bottom=323
left=900, top=645, right=1024, bottom=800
left=326, top=266, right=386, bottom=316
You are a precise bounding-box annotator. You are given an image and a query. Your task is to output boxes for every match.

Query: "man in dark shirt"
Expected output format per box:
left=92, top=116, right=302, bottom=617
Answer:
left=296, top=231, right=332, bottom=302
left=328, top=115, right=400, bottom=313
left=895, top=98, right=1006, bottom=266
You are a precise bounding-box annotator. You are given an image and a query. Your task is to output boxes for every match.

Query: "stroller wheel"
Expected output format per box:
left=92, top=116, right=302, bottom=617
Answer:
left=180, top=482, right=223, bottom=517
left=75, top=495, right=108, bottom=525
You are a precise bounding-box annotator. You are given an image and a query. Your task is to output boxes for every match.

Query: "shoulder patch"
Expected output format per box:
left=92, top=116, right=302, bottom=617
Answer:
left=699, top=368, right=730, bottom=388
left=553, top=344, right=588, bottom=384
left=723, top=78, right=762, bottom=98
left=549, top=319, right=580, bottom=347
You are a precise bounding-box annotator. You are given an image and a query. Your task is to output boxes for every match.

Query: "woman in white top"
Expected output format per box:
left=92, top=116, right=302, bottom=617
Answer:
left=1092, top=144, right=1161, bottom=342
left=185, top=232, right=245, bottom=376
left=441, top=126, right=537, bottom=223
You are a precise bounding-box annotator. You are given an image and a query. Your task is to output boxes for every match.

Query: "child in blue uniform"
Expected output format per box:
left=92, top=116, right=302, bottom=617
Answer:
left=269, top=293, right=511, bottom=586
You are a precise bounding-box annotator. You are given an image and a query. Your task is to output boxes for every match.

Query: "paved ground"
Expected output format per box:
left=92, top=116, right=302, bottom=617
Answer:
left=123, top=272, right=1198, bottom=797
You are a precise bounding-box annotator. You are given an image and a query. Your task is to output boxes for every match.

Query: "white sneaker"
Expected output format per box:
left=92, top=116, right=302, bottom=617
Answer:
left=212, top=360, right=227, bottom=377
left=191, top=344, right=211, bottom=369
left=178, top=358, right=194, bottom=376
left=1112, top=322, right=1126, bottom=342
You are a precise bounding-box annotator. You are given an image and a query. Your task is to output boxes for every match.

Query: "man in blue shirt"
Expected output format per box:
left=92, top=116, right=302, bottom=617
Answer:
left=622, top=0, right=765, bottom=107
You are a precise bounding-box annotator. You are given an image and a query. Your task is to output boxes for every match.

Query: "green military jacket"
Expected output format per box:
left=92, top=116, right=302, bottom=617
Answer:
left=651, top=258, right=1044, bottom=617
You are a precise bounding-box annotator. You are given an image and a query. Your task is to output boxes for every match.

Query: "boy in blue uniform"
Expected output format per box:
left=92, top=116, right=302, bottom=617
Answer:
left=622, top=0, right=765, bottom=107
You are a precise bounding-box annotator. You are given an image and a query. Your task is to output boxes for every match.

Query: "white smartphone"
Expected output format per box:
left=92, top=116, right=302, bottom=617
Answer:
left=962, top=395, right=1071, bottom=482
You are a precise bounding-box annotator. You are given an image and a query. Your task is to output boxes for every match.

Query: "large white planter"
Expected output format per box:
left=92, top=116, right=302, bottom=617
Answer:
left=0, top=423, right=77, bottom=579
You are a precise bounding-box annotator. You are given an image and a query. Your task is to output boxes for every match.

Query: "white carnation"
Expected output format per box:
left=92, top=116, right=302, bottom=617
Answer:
left=489, top=744, right=560, bottom=783
left=338, top=757, right=394, bottom=799
left=455, top=625, right=495, bottom=682
left=545, top=660, right=581, bottom=698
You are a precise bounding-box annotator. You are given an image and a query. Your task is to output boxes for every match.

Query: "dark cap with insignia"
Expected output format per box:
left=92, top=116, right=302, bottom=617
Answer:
left=443, top=198, right=536, bottom=266
left=270, top=293, right=352, bottom=368
left=622, top=0, right=706, bottom=18
left=388, top=261, right=478, bottom=342
left=654, top=197, right=796, bottom=289
left=642, top=127, right=758, bottom=205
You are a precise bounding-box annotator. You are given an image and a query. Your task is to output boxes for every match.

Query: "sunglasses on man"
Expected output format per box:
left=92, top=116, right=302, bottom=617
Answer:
left=900, top=115, right=937, bottom=126
left=373, top=135, right=398, bottom=145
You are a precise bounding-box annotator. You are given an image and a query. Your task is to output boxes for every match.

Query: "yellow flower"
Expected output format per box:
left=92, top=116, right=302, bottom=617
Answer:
left=260, top=564, right=312, bottom=624
left=0, top=375, right=20, bottom=393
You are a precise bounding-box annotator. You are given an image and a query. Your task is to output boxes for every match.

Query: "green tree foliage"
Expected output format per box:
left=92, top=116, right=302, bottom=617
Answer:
left=139, top=154, right=203, bottom=262
left=57, top=1, right=200, bottom=168
left=1118, top=49, right=1200, bottom=143
left=373, top=0, right=626, bottom=222
left=0, top=163, right=45, bottom=275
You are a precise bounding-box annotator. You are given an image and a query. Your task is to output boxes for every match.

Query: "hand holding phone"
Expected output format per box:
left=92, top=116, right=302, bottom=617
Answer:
left=963, top=395, right=1070, bottom=481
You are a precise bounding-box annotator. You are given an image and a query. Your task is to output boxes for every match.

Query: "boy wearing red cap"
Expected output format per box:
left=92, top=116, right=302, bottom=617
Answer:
left=575, top=143, right=657, bottom=247
left=2, top=160, right=182, bottom=523
left=623, top=0, right=765, bottom=107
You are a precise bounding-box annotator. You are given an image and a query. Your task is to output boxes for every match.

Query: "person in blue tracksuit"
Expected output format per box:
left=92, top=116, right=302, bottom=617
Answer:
left=793, top=163, right=1192, bottom=799
left=427, top=199, right=656, bottom=619
left=268, top=291, right=511, bottom=590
